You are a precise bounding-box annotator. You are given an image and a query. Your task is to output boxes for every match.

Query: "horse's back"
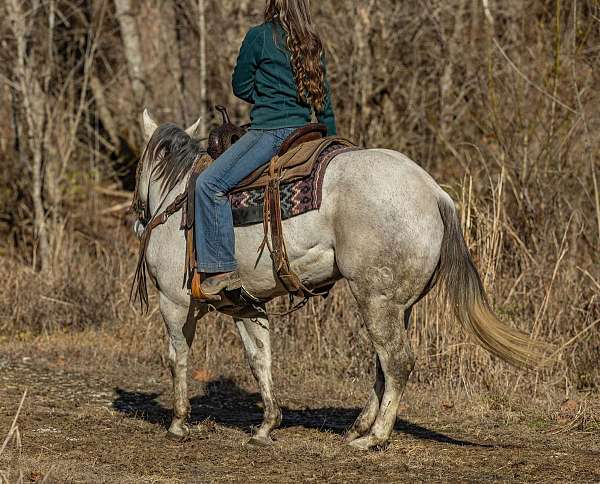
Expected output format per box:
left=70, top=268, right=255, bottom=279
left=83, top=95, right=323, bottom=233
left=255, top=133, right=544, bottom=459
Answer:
left=321, top=148, right=447, bottom=287
left=323, top=148, right=449, bottom=228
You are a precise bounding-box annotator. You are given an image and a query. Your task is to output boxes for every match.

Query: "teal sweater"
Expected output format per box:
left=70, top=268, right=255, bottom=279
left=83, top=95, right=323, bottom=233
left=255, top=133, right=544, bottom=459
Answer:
left=232, top=21, right=337, bottom=136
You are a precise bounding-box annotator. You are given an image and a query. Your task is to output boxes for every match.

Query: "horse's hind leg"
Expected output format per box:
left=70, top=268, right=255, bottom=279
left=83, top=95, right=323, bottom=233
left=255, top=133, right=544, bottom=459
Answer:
left=160, top=294, right=202, bottom=439
left=347, top=288, right=415, bottom=450
left=344, top=356, right=384, bottom=443
left=235, top=317, right=280, bottom=446
left=345, top=307, right=414, bottom=444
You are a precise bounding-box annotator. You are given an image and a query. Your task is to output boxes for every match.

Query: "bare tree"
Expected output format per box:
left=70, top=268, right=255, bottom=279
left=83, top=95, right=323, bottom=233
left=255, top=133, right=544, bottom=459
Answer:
left=349, top=1, right=375, bottom=142
left=197, top=0, right=207, bottom=137
left=6, top=0, right=51, bottom=271
left=114, top=0, right=147, bottom=108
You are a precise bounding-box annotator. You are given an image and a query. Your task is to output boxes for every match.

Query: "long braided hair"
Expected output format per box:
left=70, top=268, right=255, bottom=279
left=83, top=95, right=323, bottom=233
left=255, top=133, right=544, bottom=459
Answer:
left=264, top=0, right=327, bottom=113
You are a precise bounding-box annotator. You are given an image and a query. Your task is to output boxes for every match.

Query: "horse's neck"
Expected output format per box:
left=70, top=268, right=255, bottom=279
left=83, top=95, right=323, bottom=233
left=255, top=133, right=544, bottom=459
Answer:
left=146, top=162, right=193, bottom=216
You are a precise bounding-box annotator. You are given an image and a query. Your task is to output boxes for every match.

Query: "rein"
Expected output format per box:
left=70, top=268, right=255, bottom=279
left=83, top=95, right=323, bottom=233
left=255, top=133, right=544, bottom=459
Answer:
left=130, top=187, right=189, bottom=311
left=130, top=153, right=211, bottom=310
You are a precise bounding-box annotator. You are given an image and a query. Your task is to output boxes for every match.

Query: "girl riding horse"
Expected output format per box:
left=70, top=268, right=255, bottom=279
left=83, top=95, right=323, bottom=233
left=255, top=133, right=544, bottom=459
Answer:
left=195, top=0, right=336, bottom=297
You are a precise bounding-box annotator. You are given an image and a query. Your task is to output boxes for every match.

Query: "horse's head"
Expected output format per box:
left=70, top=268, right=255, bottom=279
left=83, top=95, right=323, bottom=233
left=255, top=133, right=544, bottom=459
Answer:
left=132, top=110, right=203, bottom=233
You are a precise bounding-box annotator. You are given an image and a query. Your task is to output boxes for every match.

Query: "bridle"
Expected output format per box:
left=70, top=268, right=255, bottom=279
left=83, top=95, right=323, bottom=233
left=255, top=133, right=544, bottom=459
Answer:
left=131, top=151, right=164, bottom=228
left=131, top=146, right=151, bottom=226
left=129, top=150, right=211, bottom=310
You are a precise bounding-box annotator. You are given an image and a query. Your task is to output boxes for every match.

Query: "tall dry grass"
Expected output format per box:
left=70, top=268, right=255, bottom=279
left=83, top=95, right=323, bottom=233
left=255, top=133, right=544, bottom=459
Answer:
left=0, top=1, right=598, bottom=395
left=0, top=391, right=27, bottom=483
left=0, top=167, right=597, bottom=395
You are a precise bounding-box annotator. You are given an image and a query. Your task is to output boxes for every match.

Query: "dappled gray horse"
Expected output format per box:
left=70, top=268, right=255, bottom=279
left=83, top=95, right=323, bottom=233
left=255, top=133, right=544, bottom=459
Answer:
left=135, top=111, right=545, bottom=450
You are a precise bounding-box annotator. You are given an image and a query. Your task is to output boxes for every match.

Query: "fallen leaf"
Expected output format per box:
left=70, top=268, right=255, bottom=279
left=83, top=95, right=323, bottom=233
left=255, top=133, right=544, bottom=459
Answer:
left=191, top=368, right=214, bottom=383
left=560, top=399, right=578, bottom=414
left=441, top=400, right=454, bottom=410
left=30, top=471, right=43, bottom=482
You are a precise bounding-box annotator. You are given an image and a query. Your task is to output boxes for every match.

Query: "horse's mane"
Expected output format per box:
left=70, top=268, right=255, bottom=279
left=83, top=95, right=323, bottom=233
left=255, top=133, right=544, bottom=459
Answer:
left=131, top=123, right=207, bottom=311
left=140, top=123, right=206, bottom=197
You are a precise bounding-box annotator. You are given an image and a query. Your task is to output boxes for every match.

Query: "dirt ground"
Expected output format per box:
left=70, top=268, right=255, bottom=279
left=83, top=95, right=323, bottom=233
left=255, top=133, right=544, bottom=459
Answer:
left=1, top=344, right=599, bottom=483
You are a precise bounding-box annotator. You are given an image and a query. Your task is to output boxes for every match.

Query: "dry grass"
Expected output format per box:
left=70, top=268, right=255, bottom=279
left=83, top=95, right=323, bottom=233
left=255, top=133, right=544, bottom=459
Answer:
left=0, top=2, right=598, bottom=482
left=0, top=391, right=27, bottom=484
left=0, top=0, right=598, bottom=404
left=0, top=169, right=597, bottom=396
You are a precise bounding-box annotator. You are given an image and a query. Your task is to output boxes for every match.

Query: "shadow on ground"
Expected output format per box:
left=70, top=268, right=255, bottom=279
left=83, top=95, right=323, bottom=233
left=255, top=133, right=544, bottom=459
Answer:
left=113, top=377, right=486, bottom=447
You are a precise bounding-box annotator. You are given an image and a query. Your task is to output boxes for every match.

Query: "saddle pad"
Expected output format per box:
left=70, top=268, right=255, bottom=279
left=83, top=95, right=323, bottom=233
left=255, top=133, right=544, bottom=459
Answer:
left=229, top=144, right=356, bottom=227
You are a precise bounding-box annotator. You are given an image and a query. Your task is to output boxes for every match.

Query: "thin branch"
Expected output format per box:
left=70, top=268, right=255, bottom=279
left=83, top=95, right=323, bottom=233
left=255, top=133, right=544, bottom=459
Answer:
left=493, top=38, right=577, bottom=114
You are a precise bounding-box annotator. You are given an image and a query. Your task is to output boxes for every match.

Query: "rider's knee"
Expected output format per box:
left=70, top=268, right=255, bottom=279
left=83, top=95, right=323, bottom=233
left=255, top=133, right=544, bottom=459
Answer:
left=195, top=171, right=219, bottom=194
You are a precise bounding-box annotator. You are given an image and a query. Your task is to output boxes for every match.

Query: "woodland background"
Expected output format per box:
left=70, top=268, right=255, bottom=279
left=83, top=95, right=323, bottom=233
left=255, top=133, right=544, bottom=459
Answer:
left=0, top=0, right=599, bottom=395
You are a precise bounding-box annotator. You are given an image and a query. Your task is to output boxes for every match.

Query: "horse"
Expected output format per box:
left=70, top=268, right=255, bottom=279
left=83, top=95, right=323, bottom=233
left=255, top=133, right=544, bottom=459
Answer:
left=133, top=110, right=546, bottom=450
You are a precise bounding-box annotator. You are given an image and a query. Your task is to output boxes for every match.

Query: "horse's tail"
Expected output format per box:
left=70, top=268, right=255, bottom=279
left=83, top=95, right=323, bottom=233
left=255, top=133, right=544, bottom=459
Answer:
left=436, top=195, right=549, bottom=368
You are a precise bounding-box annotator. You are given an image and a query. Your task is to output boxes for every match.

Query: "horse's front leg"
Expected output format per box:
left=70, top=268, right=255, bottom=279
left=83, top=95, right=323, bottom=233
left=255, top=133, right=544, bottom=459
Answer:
left=159, top=294, right=204, bottom=439
left=235, top=316, right=281, bottom=446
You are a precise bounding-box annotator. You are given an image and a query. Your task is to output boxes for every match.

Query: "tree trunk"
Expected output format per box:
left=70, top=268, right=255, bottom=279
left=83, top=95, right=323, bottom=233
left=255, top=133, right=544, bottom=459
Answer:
left=90, top=73, right=121, bottom=151
left=6, top=0, right=51, bottom=272
left=113, top=0, right=146, bottom=109
left=198, top=0, right=207, bottom=137
left=351, top=1, right=374, bottom=144
left=439, top=0, right=467, bottom=139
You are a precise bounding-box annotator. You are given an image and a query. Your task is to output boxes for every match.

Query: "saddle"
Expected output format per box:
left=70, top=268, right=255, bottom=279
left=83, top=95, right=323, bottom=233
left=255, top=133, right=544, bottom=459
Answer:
left=232, top=124, right=328, bottom=192
left=132, top=106, right=355, bottom=307
left=190, top=108, right=356, bottom=301
left=207, top=105, right=327, bottom=163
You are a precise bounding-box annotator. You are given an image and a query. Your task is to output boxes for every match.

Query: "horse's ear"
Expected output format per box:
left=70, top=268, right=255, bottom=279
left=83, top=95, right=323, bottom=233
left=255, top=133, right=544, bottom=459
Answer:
left=142, top=109, right=158, bottom=141
left=185, top=116, right=203, bottom=137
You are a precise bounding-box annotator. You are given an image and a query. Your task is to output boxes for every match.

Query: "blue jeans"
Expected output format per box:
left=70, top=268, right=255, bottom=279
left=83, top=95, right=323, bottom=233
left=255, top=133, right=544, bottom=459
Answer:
left=195, top=127, right=295, bottom=272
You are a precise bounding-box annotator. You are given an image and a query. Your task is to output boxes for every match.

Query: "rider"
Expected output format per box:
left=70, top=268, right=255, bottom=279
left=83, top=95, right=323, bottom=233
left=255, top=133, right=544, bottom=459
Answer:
left=195, top=0, right=337, bottom=297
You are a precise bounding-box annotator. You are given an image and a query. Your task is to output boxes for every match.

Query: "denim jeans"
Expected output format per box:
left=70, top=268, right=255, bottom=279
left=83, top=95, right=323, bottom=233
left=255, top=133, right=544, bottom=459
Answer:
left=195, top=127, right=296, bottom=272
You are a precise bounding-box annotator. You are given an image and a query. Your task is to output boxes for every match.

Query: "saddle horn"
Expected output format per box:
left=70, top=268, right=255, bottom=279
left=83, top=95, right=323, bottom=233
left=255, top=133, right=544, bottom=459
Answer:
left=215, top=105, right=231, bottom=124
left=207, top=105, right=247, bottom=160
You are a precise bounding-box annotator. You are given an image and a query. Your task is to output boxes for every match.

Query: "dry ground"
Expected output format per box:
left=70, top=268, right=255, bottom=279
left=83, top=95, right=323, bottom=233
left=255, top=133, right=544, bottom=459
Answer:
left=1, top=334, right=599, bottom=483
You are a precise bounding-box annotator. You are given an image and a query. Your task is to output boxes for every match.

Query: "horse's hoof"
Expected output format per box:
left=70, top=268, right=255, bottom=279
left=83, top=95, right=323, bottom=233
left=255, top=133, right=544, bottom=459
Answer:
left=343, top=430, right=361, bottom=444
left=247, top=435, right=274, bottom=447
left=167, top=424, right=190, bottom=441
left=167, top=431, right=186, bottom=441
left=348, top=435, right=383, bottom=451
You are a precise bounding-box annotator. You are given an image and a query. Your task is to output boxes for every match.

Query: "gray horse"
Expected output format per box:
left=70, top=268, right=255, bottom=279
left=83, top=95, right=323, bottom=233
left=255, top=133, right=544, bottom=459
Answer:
left=135, top=111, right=545, bottom=450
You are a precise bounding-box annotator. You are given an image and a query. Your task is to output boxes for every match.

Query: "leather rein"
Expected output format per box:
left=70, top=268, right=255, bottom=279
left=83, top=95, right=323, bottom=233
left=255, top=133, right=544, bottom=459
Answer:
left=130, top=153, right=211, bottom=310
left=130, top=195, right=185, bottom=311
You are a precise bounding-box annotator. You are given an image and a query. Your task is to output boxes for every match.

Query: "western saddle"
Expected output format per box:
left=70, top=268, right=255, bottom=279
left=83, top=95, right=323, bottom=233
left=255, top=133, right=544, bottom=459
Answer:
left=133, top=106, right=354, bottom=309
left=207, top=105, right=329, bottom=191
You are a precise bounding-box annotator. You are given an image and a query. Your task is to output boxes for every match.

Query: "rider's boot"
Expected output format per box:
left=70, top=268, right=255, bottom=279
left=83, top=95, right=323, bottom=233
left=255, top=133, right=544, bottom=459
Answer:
left=191, top=271, right=241, bottom=301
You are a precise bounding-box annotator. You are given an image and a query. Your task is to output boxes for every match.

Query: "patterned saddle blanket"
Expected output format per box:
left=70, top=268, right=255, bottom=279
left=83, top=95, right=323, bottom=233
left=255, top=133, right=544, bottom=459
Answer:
left=229, top=143, right=355, bottom=226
